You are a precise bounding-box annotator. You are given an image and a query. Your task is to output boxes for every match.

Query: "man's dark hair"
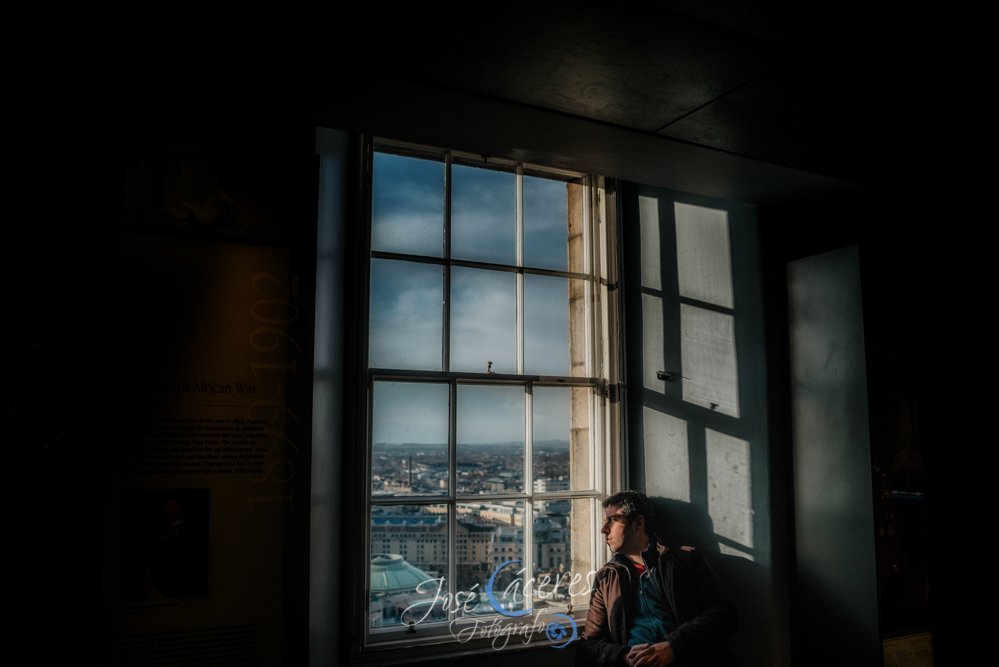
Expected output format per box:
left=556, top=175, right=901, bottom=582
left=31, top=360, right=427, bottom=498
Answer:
left=603, top=490, right=654, bottom=524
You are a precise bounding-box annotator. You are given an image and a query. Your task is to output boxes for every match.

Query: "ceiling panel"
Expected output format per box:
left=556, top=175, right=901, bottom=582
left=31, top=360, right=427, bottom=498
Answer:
left=328, top=1, right=917, bottom=188
left=370, top=4, right=782, bottom=133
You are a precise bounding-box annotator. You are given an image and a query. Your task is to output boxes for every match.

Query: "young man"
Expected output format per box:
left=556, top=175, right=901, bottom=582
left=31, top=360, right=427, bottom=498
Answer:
left=577, top=491, right=738, bottom=666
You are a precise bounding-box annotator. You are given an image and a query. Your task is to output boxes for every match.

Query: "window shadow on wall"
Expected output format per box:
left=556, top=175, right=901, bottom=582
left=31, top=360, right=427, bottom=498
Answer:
left=650, top=497, right=773, bottom=666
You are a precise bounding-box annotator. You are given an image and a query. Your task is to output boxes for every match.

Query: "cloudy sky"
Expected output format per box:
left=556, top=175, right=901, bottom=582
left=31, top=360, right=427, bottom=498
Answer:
left=368, top=152, right=576, bottom=446
left=371, top=381, right=571, bottom=445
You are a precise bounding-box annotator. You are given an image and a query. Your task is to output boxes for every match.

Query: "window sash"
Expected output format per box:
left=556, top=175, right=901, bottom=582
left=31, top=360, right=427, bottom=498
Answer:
left=360, top=139, right=615, bottom=650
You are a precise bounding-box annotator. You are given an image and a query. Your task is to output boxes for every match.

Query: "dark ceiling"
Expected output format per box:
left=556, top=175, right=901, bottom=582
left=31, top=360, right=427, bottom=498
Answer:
left=114, top=1, right=926, bottom=199
left=342, top=1, right=920, bottom=191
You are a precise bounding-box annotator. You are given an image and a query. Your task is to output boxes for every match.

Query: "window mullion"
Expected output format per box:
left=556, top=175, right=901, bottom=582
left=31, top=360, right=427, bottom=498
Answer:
left=522, top=499, right=534, bottom=612
left=443, top=152, right=453, bottom=372
left=524, top=383, right=534, bottom=496
left=588, top=180, right=602, bottom=496
left=516, top=165, right=524, bottom=375
left=523, top=382, right=535, bottom=608
left=584, top=178, right=595, bottom=379
left=448, top=378, right=457, bottom=621
left=517, top=166, right=533, bottom=610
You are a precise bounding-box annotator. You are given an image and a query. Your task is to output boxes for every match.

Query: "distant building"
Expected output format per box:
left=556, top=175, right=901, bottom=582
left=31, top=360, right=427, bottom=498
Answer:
left=533, top=477, right=569, bottom=493
left=369, top=554, right=439, bottom=628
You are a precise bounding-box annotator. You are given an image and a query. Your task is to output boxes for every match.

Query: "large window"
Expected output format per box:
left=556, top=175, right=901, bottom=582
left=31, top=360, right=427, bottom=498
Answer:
left=359, top=139, right=620, bottom=652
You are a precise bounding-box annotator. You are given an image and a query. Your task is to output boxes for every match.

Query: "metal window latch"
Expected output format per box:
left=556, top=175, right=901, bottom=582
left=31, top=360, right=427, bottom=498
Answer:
left=595, top=381, right=622, bottom=402
left=656, top=371, right=674, bottom=381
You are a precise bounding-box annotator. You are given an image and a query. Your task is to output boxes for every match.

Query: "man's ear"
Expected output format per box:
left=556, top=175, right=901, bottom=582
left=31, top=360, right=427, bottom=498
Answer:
left=633, top=514, right=646, bottom=533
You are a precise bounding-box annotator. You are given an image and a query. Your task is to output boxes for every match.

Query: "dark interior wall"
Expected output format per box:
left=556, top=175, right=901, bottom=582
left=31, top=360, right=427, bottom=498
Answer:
left=759, top=192, right=940, bottom=665
left=787, top=245, right=880, bottom=666
left=77, top=64, right=322, bottom=666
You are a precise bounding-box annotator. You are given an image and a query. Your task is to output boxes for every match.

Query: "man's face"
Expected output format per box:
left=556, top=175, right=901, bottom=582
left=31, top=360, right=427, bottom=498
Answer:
left=601, top=504, right=645, bottom=555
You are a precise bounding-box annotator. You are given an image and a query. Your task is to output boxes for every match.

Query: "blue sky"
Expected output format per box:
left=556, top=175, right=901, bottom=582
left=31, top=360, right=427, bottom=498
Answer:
left=372, top=381, right=571, bottom=446
left=368, top=152, right=576, bottom=446
left=370, top=152, right=568, bottom=267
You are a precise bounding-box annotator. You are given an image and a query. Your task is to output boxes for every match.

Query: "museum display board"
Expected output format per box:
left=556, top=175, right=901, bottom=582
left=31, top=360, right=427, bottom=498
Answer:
left=105, top=127, right=313, bottom=666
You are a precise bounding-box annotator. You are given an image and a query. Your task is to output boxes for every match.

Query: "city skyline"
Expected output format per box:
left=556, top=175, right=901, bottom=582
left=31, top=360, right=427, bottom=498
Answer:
left=372, top=381, right=575, bottom=446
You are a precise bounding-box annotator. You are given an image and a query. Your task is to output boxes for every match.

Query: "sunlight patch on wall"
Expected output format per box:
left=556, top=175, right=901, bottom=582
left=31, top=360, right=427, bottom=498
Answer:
left=639, top=196, right=661, bottom=290
left=642, top=294, right=666, bottom=394
left=706, top=428, right=752, bottom=551
left=680, top=305, right=739, bottom=417
left=674, top=202, right=733, bottom=309
left=642, top=408, right=689, bottom=502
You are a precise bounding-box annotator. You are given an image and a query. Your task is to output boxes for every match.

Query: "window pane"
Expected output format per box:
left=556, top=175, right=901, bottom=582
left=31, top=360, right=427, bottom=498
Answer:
left=674, top=202, right=733, bottom=309
left=369, top=505, right=448, bottom=628
left=533, top=498, right=571, bottom=580
left=533, top=498, right=592, bottom=611
left=523, top=175, right=568, bottom=271
left=680, top=304, right=740, bottom=417
left=455, top=501, right=527, bottom=617
left=372, top=382, right=448, bottom=496
left=369, top=258, right=442, bottom=370
left=450, top=267, right=516, bottom=374
left=524, top=273, right=569, bottom=376
left=372, top=152, right=444, bottom=257
left=452, top=164, right=515, bottom=265
left=532, top=387, right=591, bottom=492
left=457, top=385, right=524, bottom=494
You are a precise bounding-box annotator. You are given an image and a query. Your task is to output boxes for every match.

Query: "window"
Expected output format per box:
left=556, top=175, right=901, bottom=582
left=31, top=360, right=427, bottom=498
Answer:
left=357, top=139, right=621, bottom=653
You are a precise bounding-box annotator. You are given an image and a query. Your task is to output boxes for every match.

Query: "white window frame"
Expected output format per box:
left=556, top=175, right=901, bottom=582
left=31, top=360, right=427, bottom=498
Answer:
left=353, top=136, right=624, bottom=658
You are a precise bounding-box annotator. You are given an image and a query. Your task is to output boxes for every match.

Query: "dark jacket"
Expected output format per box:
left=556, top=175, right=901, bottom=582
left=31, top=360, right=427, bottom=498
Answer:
left=576, top=541, right=738, bottom=666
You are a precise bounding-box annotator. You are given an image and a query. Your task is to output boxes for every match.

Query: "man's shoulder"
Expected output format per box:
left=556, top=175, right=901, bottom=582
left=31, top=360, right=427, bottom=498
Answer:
left=593, top=558, right=627, bottom=581
left=596, top=557, right=627, bottom=573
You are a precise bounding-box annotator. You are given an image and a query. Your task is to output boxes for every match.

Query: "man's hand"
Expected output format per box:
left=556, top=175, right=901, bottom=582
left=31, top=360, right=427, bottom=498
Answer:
left=625, top=641, right=674, bottom=667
